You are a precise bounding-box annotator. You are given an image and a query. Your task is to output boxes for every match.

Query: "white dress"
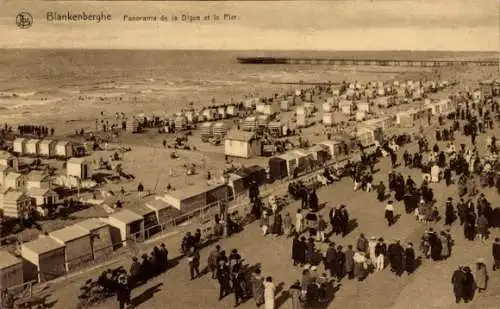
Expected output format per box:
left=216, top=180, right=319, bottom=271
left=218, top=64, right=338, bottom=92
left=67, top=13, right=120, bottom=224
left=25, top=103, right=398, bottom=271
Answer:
left=264, top=281, right=276, bottom=309
left=295, top=213, right=303, bottom=233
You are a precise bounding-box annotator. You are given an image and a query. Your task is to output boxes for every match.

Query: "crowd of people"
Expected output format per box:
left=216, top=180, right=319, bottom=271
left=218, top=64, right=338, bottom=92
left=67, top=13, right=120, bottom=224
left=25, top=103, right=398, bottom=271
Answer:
left=63, top=86, right=500, bottom=309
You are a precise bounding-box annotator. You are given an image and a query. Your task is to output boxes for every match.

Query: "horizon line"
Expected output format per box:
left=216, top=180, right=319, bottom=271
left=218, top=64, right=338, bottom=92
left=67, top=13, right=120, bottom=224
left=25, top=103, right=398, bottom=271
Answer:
left=1, top=47, right=498, bottom=53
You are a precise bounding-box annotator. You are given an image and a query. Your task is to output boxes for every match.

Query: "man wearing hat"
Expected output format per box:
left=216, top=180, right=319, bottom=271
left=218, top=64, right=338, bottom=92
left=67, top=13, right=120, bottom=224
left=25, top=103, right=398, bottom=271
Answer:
left=451, top=266, right=465, bottom=303
left=444, top=198, right=455, bottom=226
left=493, top=238, right=500, bottom=271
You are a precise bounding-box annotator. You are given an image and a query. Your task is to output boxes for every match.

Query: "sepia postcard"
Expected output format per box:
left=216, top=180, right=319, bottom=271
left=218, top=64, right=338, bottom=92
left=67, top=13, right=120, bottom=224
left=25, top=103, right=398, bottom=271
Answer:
left=0, top=1, right=499, bottom=309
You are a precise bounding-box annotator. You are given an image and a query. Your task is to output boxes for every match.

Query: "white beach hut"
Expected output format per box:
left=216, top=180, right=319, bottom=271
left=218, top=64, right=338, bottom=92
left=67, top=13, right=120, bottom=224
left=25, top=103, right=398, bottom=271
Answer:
left=1, top=190, right=33, bottom=219
left=55, top=141, right=74, bottom=159
left=0, top=151, right=18, bottom=171
left=38, top=140, right=57, bottom=158
left=25, top=139, right=41, bottom=156
left=224, top=130, right=262, bottom=158
left=13, top=138, right=27, bottom=155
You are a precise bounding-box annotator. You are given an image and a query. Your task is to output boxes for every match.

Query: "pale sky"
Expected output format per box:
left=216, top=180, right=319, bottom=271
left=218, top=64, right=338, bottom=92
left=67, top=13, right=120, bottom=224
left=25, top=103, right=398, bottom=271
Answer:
left=0, top=0, right=498, bottom=51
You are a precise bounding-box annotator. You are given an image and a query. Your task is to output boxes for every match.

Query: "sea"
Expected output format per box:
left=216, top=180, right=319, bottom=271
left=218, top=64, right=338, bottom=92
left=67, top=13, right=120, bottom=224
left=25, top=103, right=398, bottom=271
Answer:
left=0, top=49, right=497, bottom=91
left=0, top=49, right=496, bottom=127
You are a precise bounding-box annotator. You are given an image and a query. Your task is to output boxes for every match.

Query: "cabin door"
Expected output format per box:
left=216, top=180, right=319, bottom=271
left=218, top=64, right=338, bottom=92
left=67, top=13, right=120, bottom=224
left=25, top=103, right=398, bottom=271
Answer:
left=82, top=164, right=88, bottom=179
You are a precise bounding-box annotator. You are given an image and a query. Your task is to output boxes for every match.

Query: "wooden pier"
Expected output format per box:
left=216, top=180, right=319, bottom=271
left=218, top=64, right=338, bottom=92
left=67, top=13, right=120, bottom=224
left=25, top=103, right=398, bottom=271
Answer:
left=237, top=57, right=499, bottom=67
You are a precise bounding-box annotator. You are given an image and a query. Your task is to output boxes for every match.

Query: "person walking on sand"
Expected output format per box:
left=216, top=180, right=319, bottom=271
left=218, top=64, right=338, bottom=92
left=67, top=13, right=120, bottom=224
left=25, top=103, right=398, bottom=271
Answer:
left=264, top=276, right=276, bottom=309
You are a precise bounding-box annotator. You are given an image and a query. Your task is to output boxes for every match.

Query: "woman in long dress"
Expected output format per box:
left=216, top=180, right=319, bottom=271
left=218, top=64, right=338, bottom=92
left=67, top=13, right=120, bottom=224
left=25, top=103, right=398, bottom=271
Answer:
left=475, top=259, right=488, bottom=292
left=251, top=269, right=265, bottom=306
left=264, top=276, right=276, bottom=309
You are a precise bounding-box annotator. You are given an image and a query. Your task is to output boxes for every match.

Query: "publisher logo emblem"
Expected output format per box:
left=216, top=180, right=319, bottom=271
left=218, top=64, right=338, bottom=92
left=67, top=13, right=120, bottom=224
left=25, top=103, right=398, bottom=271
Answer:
left=16, top=12, right=33, bottom=29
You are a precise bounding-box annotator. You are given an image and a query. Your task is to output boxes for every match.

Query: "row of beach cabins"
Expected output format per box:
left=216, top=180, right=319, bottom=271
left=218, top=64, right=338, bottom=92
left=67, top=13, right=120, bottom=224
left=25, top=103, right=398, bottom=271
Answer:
left=0, top=178, right=237, bottom=288
left=11, top=138, right=84, bottom=159
left=0, top=84, right=481, bottom=290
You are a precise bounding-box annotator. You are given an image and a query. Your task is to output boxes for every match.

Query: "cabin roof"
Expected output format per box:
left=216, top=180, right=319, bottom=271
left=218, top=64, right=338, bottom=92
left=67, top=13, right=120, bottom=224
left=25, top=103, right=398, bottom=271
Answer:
left=56, top=140, right=70, bottom=146
left=145, top=198, right=172, bottom=211
left=128, top=203, right=155, bottom=216
left=22, top=236, right=65, bottom=255
left=3, top=190, right=28, bottom=201
left=75, top=218, right=109, bottom=232
left=109, top=209, right=143, bottom=224
left=13, top=138, right=27, bottom=143
left=26, top=139, right=40, bottom=145
left=39, top=139, right=57, bottom=146
left=28, top=187, right=56, bottom=197
left=0, top=151, right=14, bottom=160
left=164, top=182, right=225, bottom=201
left=50, top=225, right=89, bottom=243
left=0, top=250, right=21, bottom=269
left=67, top=157, right=88, bottom=164
left=27, top=170, right=47, bottom=182
left=5, top=172, right=23, bottom=181
left=225, top=130, right=256, bottom=142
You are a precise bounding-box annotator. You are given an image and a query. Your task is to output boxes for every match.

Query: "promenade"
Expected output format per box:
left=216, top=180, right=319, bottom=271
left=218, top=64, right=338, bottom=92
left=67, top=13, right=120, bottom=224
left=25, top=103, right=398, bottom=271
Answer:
left=44, top=120, right=500, bottom=309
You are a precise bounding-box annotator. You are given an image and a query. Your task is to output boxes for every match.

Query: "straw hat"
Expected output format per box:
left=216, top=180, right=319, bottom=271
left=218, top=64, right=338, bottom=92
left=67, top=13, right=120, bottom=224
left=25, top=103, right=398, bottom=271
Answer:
left=477, top=258, right=485, bottom=264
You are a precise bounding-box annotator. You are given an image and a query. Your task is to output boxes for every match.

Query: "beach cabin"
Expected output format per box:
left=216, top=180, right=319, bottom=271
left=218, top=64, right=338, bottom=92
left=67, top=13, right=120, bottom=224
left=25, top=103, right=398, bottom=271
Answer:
left=126, top=117, right=140, bottom=133
left=200, top=122, right=213, bottom=142
left=146, top=198, right=179, bottom=226
left=319, top=140, right=349, bottom=160
left=55, top=141, right=74, bottom=159
left=75, top=218, right=114, bottom=260
left=356, top=126, right=383, bottom=147
left=374, top=96, right=395, bottom=108
left=268, top=122, right=283, bottom=137
left=428, top=99, right=455, bottom=116
left=107, top=209, right=145, bottom=245
left=226, top=173, right=245, bottom=198
left=278, top=151, right=305, bottom=177
left=49, top=225, right=93, bottom=271
left=159, top=182, right=228, bottom=212
left=396, top=109, right=417, bottom=128
left=293, top=149, right=317, bottom=171
left=224, top=130, right=262, bottom=159
left=307, top=145, right=330, bottom=164
left=322, top=113, right=334, bottom=126
left=28, top=188, right=59, bottom=208
left=217, top=107, right=227, bottom=119
left=38, top=140, right=57, bottom=158
left=281, top=100, right=292, bottom=111
left=184, top=111, right=197, bottom=124
left=0, top=151, right=18, bottom=171
left=0, top=167, right=9, bottom=187
left=26, top=170, right=50, bottom=190
left=129, top=204, right=159, bottom=239
left=1, top=191, right=33, bottom=219
left=21, top=236, right=66, bottom=282
left=201, top=108, right=216, bottom=121
left=322, top=102, right=333, bottom=113
left=357, top=102, right=371, bottom=113
left=355, top=111, right=366, bottom=122
left=479, top=80, right=494, bottom=97
left=66, top=157, right=91, bottom=179
left=339, top=101, right=352, bottom=115
left=13, top=138, right=27, bottom=156
left=226, top=105, right=237, bottom=116
left=4, top=172, right=26, bottom=190
left=296, top=106, right=311, bottom=118
left=268, top=157, right=287, bottom=180
left=0, top=250, right=23, bottom=291
left=241, top=116, right=257, bottom=132
left=25, top=139, right=41, bottom=156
